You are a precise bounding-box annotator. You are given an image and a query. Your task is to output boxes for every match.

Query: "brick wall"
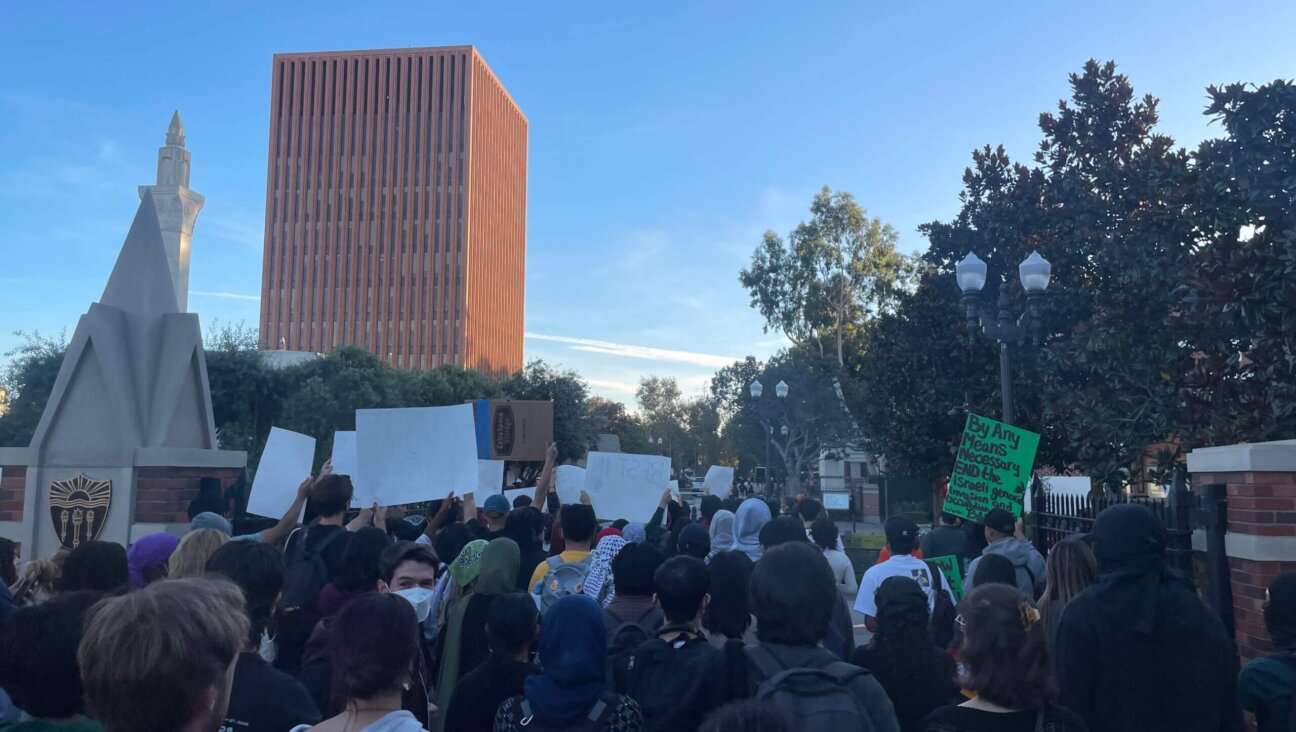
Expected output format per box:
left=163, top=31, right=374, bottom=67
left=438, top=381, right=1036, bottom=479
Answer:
left=1193, top=469, right=1296, bottom=661
left=0, top=466, right=26, bottom=522
left=860, top=487, right=880, bottom=519
left=133, top=467, right=242, bottom=524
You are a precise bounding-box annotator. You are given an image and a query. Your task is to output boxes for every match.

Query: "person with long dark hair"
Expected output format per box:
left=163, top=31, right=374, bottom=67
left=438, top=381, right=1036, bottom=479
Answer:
left=59, top=541, right=128, bottom=594
left=854, top=577, right=960, bottom=731
left=921, top=584, right=1086, bottom=731
left=318, top=527, right=389, bottom=618
left=294, top=593, right=427, bottom=731
left=1037, top=539, right=1097, bottom=651
left=702, top=551, right=756, bottom=648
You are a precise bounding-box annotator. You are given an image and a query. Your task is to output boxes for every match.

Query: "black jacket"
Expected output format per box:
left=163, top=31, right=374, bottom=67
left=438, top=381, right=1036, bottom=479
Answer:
left=444, top=654, right=537, bottom=732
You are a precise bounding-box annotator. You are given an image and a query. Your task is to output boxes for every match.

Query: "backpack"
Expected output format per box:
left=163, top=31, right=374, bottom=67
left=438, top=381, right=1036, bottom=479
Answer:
left=746, top=644, right=879, bottom=732
left=280, top=527, right=346, bottom=611
left=925, top=560, right=958, bottom=650
left=605, top=606, right=665, bottom=691
left=624, top=625, right=724, bottom=732
left=534, top=554, right=594, bottom=613
left=505, top=691, right=623, bottom=731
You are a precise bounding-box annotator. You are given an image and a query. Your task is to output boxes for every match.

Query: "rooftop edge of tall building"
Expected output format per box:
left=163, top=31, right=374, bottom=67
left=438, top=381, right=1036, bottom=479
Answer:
left=270, top=45, right=526, bottom=122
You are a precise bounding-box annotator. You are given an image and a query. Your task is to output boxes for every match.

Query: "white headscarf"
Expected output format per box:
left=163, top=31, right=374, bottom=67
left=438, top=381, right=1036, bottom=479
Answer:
left=706, top=510, right=736, bottom=564
left=732, top=498, right=772, bottom=563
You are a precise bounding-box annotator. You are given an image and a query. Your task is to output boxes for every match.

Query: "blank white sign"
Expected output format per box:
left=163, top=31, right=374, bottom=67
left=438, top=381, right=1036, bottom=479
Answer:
left=553, top=465, right=586, bottom=504
left=356, top=405, right=478, bottom=505
left=330, top=431, right=373, bottom=505
left=704, top=465, right=735, bottom=496
left=247, top=427, right=316, bottom=519
left=584, top=452, right=671, bottom=522
left=477, top=460, right=506, bottom=495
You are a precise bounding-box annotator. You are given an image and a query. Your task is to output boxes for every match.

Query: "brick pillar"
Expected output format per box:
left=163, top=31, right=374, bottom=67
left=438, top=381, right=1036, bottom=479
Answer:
left=1188, top=440, right=1296, bottom=662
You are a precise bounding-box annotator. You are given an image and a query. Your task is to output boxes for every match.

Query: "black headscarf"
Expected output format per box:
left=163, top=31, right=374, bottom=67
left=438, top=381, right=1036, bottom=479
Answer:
left=875, top=575, right=929, bottom=624
left=1088, top=503, right=1180, bottom=635
left=1265, top=571, right=1296, bottom=650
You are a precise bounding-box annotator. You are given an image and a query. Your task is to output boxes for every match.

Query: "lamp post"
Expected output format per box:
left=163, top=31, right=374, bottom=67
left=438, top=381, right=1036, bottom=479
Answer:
left=749, top=379, right=789, bottom=494
left=955, top=250, right=1051, bottom=425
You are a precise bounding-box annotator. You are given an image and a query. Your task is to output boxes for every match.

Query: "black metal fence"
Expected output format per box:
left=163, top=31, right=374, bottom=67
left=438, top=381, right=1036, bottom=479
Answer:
left=1030, top=485, right=1197, bottom=587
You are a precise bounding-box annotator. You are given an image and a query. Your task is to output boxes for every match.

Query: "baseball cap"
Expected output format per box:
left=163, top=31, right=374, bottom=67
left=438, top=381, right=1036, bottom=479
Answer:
left=189, top=511, right=232, bottom=536
left=884, top=515, right=918, bottom=546
left=983, top=508, right=1017, bottom=535
left=483, top=494, right=511, bottom=517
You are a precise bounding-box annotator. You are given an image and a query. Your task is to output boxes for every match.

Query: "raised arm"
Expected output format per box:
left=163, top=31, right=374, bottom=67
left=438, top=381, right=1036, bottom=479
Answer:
left=257, top=476, right=313, bottom=544
left=347, top=504, right=375, bottom=532
left=533, top=442, right=559, bottom=507
left=423, top=491, right=456, bottom=540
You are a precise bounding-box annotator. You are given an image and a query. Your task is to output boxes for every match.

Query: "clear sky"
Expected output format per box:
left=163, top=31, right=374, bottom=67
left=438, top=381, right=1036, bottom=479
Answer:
left=2, top=2, right=1294, bottom=405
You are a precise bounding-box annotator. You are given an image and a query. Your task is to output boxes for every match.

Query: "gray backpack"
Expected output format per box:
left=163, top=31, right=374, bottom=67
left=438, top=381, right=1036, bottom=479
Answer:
left=534, top=554, right=593, bottom=613
left=747, top=645, right=879, bottom=732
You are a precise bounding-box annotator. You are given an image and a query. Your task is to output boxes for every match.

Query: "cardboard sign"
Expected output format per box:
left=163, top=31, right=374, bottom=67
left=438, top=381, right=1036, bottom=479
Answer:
left=943, top=413, right=1040, bottom=520
left=477, top=460, right=506, bottom=494
left=247, top=427, right=315, bottom=519
left=356, top=405, right=478, bottom=504
left=471, top=399, right=555, bottom=461
left=822, top=492, right=850, bottom=511
left=553, top=465, right=586, bottom=504
left=704, top=465, right=735, bottom=496
left=584, top=452, right=671, bottom=522
left=928, top=554, right=965, bottom=600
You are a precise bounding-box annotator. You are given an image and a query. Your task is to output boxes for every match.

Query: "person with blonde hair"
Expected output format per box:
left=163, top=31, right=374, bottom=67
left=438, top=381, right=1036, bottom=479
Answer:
left=168, top=528, right=230, bottom=579
left=1036, top=539, right=1096, bottom=650
left=78, top=576, right=249, bottom=732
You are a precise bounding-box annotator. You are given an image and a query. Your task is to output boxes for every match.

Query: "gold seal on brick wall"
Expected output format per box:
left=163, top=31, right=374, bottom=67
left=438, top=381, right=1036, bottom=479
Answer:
left=49, top=474, right=112, bottom=549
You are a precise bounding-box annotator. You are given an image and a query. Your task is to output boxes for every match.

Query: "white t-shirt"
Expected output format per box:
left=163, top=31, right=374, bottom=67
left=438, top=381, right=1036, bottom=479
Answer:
left=853, top=553, right=948, bottom=617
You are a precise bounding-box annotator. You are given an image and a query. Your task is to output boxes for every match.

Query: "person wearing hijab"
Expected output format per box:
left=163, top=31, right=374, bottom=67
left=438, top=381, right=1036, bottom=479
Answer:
left=1055, top=503, right=1242, bottom=732
left=1240, top=571, right=1296, bottom=731
left=126, top=532, right=179, bottom=589
left=706, top=510, right=736, bottom=564
left=623, top=523, right=648, bottom=545
left=494, top=595, right=644, bottom=732
left=584, top=534, right=627, bottom=606
left=666, top=517, right=695, bottom=557
left=852, top=577, right=959, bottom=732
left=732, top=498, right=772, bottom=563
left=434, top=538, right=518, bottom=732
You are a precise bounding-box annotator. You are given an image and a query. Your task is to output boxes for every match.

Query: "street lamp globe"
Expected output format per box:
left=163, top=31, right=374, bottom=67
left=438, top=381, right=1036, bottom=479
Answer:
left=780, top=425, right=789, bottom=436
left=775, top=380, right=789, bottom=399
left=1019, top=250, right=1052, bottom=293
left=955, top=252, right=988, bottom=294
left=749, top=380, right=764, bottom=398
left=657, top=437, right=664, bottom=445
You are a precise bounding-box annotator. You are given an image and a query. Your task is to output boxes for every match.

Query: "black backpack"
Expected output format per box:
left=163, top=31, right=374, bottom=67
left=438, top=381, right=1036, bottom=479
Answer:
left=746, top=644, right=880, bottom=732
left=624, top=625, right=724, bottom=732
left=280, top=527, right=346, bottom=611
left=505, top=691, right=623, bottom=731
left=925, top=561, right=958, bottom=649
left=604, top=606, right=664, bottom=690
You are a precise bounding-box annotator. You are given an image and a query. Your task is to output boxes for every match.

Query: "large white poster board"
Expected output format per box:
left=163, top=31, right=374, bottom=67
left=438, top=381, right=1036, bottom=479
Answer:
left=583, top=452, right=671, bottom=522
left=247, top=427, right=316, bottom=519
left=330, top=431, right=373, bottom=505
left=355, top=405, right=478, bottom=505
left=553, top=465, right=586, bottom=504
left=704, top=465, right=735, bottom=496
left=477, top=460, right=506, bottom=495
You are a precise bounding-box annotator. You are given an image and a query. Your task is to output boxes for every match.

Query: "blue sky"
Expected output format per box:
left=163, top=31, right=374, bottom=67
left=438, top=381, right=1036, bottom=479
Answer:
left=3, top=2, right=1294, bottom=405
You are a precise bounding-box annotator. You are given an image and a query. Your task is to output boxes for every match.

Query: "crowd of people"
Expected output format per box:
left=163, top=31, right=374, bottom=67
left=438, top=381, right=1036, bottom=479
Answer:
left=0, top=445, right=1280, bottom=732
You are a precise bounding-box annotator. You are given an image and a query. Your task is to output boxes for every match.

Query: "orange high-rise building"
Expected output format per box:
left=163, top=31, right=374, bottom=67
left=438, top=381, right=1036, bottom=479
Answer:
left=259, top=46, right=526, bottom=373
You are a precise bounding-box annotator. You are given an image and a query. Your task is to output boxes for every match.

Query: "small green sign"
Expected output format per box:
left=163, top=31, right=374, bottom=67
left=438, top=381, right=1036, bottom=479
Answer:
left=943, top=413, right=1040, bottom=521
left=927, top=554, right=964, bottom=600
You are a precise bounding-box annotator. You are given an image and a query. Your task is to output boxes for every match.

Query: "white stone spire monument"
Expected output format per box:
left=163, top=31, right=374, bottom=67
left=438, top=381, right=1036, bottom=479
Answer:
left=138, top=111, right=204, bottom=312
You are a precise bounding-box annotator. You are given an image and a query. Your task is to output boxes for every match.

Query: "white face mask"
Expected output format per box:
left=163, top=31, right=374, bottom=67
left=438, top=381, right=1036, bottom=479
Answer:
left=394, top=587, right=435, bottom=624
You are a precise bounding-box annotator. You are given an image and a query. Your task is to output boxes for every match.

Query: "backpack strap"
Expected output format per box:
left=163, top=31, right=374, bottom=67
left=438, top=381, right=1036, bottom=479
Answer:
left=924, top=560, right=948, bottom=593
left=745, top=643, right=787, bottom=681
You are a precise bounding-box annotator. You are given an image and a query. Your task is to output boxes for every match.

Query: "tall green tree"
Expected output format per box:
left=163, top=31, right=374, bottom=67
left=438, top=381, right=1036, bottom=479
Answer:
left=741, top=187, right=910, bottom=368
left=1178, top=80, right=1296, bottom=447
left=0, top=331, right=67, bottom=447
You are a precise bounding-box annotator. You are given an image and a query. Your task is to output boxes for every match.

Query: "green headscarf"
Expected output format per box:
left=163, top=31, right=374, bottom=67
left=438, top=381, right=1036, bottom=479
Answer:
left=434, top=538, right=521, bottom=732
left=450, top=539, right=488, bottom=588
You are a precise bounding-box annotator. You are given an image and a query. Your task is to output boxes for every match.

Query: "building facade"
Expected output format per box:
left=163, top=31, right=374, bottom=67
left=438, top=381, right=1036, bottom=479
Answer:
left=259, top=46, right=526, bottom=373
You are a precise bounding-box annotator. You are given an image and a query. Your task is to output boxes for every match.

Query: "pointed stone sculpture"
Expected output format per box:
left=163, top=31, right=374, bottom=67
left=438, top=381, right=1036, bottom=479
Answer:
left=0, top=116, right=243, bottom=558
left=138, top=110, right=204, bottom=312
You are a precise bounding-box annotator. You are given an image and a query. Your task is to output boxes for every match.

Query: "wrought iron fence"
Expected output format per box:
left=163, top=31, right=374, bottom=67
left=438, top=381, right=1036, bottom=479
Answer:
left=1030, top=485, right=1197, bottom=587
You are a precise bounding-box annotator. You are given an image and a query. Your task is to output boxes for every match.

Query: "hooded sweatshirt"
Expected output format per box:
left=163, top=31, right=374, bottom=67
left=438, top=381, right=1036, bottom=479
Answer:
left=732, top=499, right=772, bottom=563
left=963, top=536, right=1045, bottom=600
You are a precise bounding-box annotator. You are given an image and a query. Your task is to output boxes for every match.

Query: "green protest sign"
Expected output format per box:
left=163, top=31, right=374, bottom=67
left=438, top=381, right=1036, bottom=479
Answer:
left=927, top=554, right=964, bottom=600
left=943, top=413, right=1039, bottom=521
